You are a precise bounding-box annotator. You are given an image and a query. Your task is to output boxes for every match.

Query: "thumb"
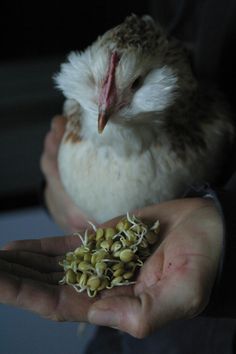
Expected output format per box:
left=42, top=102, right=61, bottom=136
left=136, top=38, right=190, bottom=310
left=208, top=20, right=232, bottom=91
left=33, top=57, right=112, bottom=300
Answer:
left=88, top=294, right=153, bottom=338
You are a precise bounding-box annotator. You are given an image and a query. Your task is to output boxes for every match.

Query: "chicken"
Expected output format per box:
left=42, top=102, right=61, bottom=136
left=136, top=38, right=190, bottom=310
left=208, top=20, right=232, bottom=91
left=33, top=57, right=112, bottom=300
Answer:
left=55, top=14, right=234, bottom=223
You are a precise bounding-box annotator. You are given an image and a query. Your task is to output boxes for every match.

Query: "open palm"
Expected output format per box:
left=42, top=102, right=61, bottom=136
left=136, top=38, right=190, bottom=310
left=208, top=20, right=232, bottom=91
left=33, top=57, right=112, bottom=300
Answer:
left=0, top=234, right=96, bottom=321
left=88, top=197, right=223, bottom=337
left=0, top=197, right=223, bottom=338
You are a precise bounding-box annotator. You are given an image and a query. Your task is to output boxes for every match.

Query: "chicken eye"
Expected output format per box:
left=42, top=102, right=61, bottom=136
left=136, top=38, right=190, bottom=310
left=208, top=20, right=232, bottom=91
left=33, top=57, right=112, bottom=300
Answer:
left=131, top=76, right=142, bottom=91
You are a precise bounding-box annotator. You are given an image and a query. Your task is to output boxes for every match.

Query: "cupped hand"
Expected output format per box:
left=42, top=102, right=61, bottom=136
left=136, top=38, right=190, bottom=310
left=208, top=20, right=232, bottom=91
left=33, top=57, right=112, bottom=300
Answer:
left=87, top=197, right=223, bottom=338
left=0, top=197, right=223, bottom=338
left=40, top=115, right=91, bottom=232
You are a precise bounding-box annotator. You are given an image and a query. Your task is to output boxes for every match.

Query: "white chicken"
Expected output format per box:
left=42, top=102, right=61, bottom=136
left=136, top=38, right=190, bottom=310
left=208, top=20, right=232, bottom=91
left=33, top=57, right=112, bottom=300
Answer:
left=55, top=14, right=234, bottom=223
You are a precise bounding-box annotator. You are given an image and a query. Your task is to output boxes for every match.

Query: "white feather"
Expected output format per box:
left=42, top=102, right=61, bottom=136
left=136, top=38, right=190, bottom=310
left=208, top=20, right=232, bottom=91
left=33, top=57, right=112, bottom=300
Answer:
left=56, top=16, right=234, bottom=223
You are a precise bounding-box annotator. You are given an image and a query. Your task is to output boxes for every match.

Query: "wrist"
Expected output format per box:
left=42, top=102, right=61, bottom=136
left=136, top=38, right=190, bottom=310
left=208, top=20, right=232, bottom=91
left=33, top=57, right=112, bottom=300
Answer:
left=184, top=184, right=225, bottom=315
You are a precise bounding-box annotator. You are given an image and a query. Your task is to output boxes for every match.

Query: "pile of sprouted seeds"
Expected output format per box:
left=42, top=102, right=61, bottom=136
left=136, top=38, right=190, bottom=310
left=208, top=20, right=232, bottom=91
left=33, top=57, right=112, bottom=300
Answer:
left=59, top=213, right=160, bottom=297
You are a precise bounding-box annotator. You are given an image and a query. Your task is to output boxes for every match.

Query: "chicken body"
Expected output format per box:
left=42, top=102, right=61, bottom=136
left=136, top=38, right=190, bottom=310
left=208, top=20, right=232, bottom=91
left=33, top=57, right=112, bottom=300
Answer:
left=56, top=15, right=234, bottom=223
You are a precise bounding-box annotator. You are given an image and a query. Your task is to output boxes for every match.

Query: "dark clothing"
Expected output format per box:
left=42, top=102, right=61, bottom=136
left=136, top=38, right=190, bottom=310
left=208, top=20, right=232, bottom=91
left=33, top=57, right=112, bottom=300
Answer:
left=148, top=0, right=236, bottom=321
left=156, top=0, right=236, bottom=319
left=86, top=1, right=236, bottom=353
left=86, top=319, right=236, bottom=354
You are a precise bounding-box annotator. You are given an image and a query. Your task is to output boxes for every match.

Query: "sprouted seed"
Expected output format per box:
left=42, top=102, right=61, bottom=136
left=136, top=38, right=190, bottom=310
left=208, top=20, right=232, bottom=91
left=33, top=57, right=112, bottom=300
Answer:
left=59, top=213, right=160, bottom=297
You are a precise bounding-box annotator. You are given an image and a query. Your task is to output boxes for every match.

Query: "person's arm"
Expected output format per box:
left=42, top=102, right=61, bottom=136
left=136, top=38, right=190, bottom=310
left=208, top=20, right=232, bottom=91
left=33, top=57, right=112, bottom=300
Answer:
left=201, top=173, right=236, bottom=317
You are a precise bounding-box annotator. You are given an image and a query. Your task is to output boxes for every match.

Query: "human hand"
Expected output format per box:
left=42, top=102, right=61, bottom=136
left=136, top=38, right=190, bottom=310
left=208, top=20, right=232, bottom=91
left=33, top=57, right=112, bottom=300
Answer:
left=87, top=197, right=223, bottom=338
left=40, top=115, right=91, bottom=232
left=0, top=198, right=223, bottom=337
left=0, top=234, right=96, bottom=321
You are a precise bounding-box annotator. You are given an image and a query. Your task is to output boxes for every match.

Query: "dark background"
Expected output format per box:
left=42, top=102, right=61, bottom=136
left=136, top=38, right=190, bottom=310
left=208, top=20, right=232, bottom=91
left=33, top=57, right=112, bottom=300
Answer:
left=0, top=1, right=148, bottom=211
left=1, top=2, right=148, bottom=60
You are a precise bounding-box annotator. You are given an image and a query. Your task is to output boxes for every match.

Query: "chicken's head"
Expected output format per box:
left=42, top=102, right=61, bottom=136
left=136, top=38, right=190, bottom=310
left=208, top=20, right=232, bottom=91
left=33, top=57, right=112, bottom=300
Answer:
left=56, top=15, right=193, bottom=134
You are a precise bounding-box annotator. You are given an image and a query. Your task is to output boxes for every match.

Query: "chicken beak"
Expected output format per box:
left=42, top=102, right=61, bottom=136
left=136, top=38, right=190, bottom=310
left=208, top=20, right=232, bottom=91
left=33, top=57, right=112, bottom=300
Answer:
left=98, top=52, right=120, bottom=134
left=98, top=111, right=109, bottom=134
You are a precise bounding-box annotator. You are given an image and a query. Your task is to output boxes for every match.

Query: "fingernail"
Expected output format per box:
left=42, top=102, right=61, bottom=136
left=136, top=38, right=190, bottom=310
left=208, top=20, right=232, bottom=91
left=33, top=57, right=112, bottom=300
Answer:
left=88, top=308, right=118, bottom=327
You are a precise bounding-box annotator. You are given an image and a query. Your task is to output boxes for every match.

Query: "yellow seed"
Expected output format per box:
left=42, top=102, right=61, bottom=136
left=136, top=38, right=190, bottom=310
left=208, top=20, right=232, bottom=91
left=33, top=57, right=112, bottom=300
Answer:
left=97, top=277, right=109, bottom=291
left=145, top=231, right=157, bottom=245
left=105, top=227, right=116, bottom=240
left=96, top=228, right=104, bottom=241
left=119, top=249, right=134, bottom=262
left=70, top=261, right=78, bottom=272
left=79, top=273, right=88, bottom=287
left=65, top=269, right=77, bottom=284
left=91, top=253, right=97, bottom=266
left=78, top=261, right=93, bottom=272
left=111, top=241, right=122, bottom=253
left=116, top=218, right=131, bottom=232
left=83, top=253, right=92, bottom=262
left=87, top=276, right=101, bottom=291
left=131, top=224, right=145, bottom=234
left=113, top=268, right=124, bottom=277
left=112, top=262, right=124, bottom=271
left=125, top=230, right=137, bottom=241
left=100, top=239, right=113, bottom=251
left=91, top=250, right=109, bottom=266
left=123, top=271, right=134, bottom=280
left=66, top=252, right=76, bottom=262
left=111, top=276, right=123, bottom=286
left=113, top=250, right=121, bottom=258
left=95, top=261, right=107, bottom=275
left=76, top=272, right=82, bottom=283
left=74, top=248, right=82, bottom=256
left=94, top=249, right=109, bottom=262
left=96, top=240, right=102, bottom=248
left=74, top=246, right=89, bottom=256
left=120, top=236, right=132, bottom=247
left=60, top=215, right=161, bottom=296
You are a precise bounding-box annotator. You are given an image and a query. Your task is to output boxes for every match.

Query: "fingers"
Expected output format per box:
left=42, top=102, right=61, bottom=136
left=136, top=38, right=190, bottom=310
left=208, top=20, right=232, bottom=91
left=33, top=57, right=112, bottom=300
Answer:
left=87, top=258, right=161, bottom=337
left=0, top=271, right=93, bottom=321
left=88, top=280, right=193, bottom=338
left=88, top=291, right=168, bottom=338
left=51, top=115, right=67, bottom=137
left=0, top=250, right=62, bottom=273
left=40, top=115, right=67, bottom=178
left=45, top=116, right=67, bottom=158
left=0, top=258, right=61, bottom=285
left=2, top=235, right=82, bottom=256
left=88, top=252, right=211, bottom=338
left=88, top=295, right=143, bottom=335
